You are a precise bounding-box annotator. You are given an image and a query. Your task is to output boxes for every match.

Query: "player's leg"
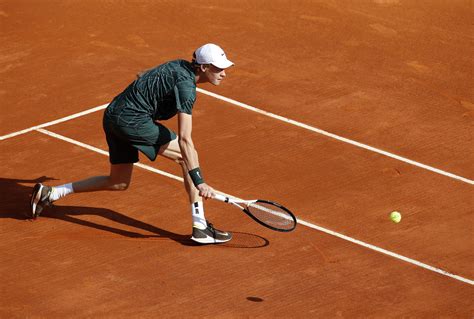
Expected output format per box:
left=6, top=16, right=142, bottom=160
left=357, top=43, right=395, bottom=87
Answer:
left=158, top=138, right=232, bottom=244
left=158, top=138, right=199, bottom=204
left=30, top=113, right=139, bottom=219
left=68, top=111, right=138, bottom=193
left=72, top=163, right=134, bottom=192
left=30, top=163, right=134, bottom=219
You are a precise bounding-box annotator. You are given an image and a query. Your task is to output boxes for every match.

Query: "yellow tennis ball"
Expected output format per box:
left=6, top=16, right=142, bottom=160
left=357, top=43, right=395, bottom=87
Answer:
left=390, top=211, right=402, bottom=223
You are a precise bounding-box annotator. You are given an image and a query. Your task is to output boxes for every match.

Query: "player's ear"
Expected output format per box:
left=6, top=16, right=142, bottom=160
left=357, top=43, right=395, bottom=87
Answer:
left=199, top=64, right=210, bottom=72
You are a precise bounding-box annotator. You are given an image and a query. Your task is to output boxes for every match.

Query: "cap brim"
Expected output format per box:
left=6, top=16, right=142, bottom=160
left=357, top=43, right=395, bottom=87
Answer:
left=212, top=59, right=234, bottom=69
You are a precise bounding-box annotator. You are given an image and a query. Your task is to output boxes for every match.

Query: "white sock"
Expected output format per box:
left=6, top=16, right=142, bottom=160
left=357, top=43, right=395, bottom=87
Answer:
left=191, top=202, right=207, bottom=229
left=49, top=183, right=74, bottom=202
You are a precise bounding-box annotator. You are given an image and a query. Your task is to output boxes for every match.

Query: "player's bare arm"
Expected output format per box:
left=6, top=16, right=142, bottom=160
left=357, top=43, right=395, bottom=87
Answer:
left=177, top=112, right=215, bottom=199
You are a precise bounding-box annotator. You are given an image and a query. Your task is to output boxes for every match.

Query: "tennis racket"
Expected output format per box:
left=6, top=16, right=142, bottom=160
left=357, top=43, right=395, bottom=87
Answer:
left=213, top=194, right=297, bottom=232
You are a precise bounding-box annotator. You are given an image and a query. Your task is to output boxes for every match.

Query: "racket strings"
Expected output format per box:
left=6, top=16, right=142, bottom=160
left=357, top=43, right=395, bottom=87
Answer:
left=247, top=202, right=295, bottom=230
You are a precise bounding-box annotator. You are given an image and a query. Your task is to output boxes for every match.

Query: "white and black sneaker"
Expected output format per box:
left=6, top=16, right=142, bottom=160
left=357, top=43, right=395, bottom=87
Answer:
left=30, top=183, right=53, bottom=219
left=191, top=221, right=232, bottom=244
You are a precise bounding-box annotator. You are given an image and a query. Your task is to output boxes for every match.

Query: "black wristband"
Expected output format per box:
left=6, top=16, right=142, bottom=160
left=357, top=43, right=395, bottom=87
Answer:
left=189, top=167, right=205, bottom=187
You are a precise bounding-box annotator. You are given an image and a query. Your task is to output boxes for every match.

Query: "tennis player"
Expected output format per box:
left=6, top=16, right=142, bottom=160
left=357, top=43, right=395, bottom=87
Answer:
left=30, top=43, right=234, bottom=244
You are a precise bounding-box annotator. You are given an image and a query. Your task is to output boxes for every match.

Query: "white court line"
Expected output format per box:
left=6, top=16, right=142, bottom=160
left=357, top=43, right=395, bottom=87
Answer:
left=297, top=219, right=474, bottom=286
left=1, top=90, right=472, bottom=184
left=35, top=128, right=184, bottom=183
left=0, top=104, right=108, bottom=141
left=34, top=128, right=474, bottom=286
left=197, top=88, right=474, bottom=185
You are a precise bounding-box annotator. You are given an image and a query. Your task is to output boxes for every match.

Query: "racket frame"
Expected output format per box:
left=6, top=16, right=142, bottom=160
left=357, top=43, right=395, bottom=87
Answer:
left=213, top=194, right=297, bottom=232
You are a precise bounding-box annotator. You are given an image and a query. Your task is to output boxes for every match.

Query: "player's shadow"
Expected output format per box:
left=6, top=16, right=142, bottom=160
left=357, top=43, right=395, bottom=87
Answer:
left=0, top=176, right=269, bottom=248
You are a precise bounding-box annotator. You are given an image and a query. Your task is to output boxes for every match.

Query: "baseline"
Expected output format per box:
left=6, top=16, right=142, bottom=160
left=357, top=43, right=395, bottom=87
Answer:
left=197, top=89, right=474, bottom=185
left=0, top=104, right=108, bottom=141
left=2, top=90, right=472, bottom=185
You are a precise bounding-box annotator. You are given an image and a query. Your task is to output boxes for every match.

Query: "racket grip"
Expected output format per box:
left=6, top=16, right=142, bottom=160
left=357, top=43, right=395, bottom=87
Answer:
left=213, top=193, right=230, bottom=203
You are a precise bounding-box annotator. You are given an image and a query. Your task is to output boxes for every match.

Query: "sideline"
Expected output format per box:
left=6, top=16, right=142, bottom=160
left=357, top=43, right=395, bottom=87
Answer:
left=34, top=127, right=474, bottom=286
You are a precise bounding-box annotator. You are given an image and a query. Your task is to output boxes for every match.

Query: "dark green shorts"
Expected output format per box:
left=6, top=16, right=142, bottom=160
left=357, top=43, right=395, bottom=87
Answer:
left=103, top=109, right=177, bottom=164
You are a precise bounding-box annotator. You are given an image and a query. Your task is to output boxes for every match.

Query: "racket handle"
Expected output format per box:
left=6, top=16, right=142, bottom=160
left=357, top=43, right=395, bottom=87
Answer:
left=213, top=193, right=230, bottom=203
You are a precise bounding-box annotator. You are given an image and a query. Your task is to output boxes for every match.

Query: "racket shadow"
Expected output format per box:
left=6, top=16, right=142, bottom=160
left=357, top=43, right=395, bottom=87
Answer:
left=178, top=231, right=270, bottom=248
left=220, top=231, right=270, bottom=249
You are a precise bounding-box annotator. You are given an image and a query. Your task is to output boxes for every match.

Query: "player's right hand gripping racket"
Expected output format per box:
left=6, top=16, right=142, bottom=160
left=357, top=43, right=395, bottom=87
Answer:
left=213, top=194, right=297, bottom=232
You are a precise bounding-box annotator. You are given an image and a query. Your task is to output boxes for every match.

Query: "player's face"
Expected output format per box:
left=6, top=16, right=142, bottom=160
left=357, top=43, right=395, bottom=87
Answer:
left=204, top=64, right=226, bottom=86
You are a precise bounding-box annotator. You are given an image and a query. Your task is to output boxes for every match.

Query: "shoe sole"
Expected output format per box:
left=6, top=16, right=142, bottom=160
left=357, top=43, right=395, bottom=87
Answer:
left=191, top=234, right=232, bottom=244
left=30, top=183, right=44, bottom=219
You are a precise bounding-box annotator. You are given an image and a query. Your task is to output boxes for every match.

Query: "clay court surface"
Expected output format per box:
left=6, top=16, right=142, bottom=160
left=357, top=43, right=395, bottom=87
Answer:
left=1, top=0, right=473, bottom=317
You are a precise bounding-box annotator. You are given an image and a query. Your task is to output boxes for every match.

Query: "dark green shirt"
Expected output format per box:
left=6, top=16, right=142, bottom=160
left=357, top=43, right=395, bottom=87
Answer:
left=108, top=59, right=196, bottom=121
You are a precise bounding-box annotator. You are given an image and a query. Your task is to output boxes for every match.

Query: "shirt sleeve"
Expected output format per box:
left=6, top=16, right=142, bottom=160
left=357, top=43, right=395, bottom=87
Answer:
left=173, top=80, right=196, bottom=115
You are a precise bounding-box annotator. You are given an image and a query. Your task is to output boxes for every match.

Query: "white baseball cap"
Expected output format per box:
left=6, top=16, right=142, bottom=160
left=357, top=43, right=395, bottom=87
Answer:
left=194, top=43, right=234, bottom=69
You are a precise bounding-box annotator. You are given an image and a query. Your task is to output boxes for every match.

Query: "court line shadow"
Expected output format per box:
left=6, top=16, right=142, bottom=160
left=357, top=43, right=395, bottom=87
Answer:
left=0, top=176, right=269, bottom=248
